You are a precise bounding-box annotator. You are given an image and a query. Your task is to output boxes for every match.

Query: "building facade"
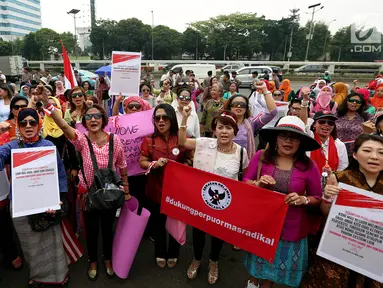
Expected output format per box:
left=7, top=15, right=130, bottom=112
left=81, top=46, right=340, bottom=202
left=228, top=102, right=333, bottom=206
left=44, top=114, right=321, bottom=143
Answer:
left=0, top=0, right=42, bottom=41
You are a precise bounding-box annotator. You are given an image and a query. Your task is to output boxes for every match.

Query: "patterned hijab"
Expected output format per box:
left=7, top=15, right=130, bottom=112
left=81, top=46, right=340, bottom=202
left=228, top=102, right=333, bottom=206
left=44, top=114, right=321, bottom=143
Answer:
left=16, top=108, right=43, bottom=144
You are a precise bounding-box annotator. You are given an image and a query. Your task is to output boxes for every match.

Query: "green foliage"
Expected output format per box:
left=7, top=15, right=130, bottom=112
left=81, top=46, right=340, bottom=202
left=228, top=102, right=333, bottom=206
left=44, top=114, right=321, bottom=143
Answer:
left=0, top=12, right=381, bottom=62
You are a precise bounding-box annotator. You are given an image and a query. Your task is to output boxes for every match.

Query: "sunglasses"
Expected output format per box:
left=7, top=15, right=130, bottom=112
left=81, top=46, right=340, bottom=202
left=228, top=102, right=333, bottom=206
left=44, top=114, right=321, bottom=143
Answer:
left=84, top=113, right=103, bottom=120
left=348, top=98, right=362, bottom=104
left=154, top=115, right=170, bottom=122
left=278, top=133, right=300, bottom=142
left=19, top=119, right=38, bottom=128
left=231, top=101, right=247, bottom=108
left=142, top=89, right=150, bottom=92
left=178, top=95, right=191, bottom=101
left=127, top=103, right=142, bottom=110
left=273, top=93, right=282, bottom=96
left=72, top=93, right=84, bottom=99
left=317, top=119, right=335, bottom=126
left=12, top=104, right=28, bottom=110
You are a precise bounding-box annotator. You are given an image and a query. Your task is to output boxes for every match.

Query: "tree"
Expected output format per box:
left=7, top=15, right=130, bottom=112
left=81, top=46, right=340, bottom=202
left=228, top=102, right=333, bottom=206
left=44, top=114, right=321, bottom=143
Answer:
left=191, top=13, right=266, bottom=60
left=0, top=40, right=11, bottom=56
left=144, top=25, right=182, bottom=60
left=89, top=20, right=118, bottom=59
left=34, top=28, right=60, bottom=60
left=182, top=28, right=205, bottom=59
left=22, top=33, right=40, bottom=60
left=114, top=18, right=151, bottom=53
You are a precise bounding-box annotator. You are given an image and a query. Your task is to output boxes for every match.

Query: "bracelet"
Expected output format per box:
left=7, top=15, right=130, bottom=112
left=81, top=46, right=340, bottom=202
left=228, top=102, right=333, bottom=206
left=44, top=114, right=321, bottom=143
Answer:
left=145, top=161, right=157, bottom=175
left=45, top=103, right=54, bottom=111
left=322, top=194, right=334, bottom=203
left=303, top=196, right=311, bottom=205
left=180, top=125, right=187, bottom=129
left=263, top=91, right=271, bottom=95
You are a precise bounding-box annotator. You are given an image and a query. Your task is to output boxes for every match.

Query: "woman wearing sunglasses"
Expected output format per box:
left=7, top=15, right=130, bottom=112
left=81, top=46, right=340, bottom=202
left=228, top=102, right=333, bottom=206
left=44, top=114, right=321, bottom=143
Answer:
left=6, top=96, right=29, bottom=140
left=179, top=109, right=250, bottom=284
left=224, top=82, right=277, bottom=160
left=35, top=87, right=130, bottom=281
left=0, top=108, right=70, bottom=287
left=157, top=80, right=176, bottom=105
left=172, top=87, right=200, bottom=138
left=243, top=116, right=322, bottom=288
left=139, top=104, right=193, bottom=269
left=64, top=87, right=87, bottom=125
left=336, top=91, right=371, bottom=156
left=307, top=111, right=348, bottom=172
left=112, top=94, right=152, bottom=116
left=140, top=82, right=156, bottom=107
left=272, top=90, right=284, bottom=102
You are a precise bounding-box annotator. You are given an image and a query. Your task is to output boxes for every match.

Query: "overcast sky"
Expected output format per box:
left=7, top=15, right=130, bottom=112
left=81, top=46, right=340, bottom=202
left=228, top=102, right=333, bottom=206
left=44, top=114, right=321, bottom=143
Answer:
left=41, top=0, right=383, bottom=35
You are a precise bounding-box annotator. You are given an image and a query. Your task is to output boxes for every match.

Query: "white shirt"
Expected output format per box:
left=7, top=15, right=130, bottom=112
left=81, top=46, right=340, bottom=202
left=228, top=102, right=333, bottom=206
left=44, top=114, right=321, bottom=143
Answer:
left=173, top=104, right=200, bottom=138
left=0, top=170, right=10, bottom=201
left=307, top=131, right=349, bottom=171
left=213, top=143, right=249, bottom=180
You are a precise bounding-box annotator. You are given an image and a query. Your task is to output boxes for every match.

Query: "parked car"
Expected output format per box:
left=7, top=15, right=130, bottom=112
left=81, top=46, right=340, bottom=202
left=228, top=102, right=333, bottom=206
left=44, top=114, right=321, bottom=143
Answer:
left=234, top=66, right=273, bottom=87
left=52, top=69, right=98, bottom=87
left=78, top=70, right=98, bottom=87
left=294, top=64, right=326, bottom=73
left=221, top=64, right=244, bottom=73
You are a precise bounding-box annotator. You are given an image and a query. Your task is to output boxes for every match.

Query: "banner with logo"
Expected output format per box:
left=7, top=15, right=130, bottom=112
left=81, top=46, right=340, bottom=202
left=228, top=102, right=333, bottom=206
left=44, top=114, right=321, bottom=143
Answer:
left=76, top=109, right=154, bottom=176
left=12, top=147, right=60, bottom=218
left=317, top=183, right=383, bottom=283
left=110, top=51, right=141, bottom=96
left=161, top=161, right=289, bottom=262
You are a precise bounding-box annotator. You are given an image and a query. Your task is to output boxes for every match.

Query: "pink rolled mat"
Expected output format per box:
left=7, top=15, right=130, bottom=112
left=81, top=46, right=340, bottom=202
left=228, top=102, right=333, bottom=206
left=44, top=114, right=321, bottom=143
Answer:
left=166, top=216, right=187, bottom=245
left=112, top=197, right=150, bottom=279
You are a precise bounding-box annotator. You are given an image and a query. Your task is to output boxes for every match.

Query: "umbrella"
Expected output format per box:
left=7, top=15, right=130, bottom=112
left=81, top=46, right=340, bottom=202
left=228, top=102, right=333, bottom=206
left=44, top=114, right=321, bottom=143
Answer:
left=95, top=65, right=111, bottom=77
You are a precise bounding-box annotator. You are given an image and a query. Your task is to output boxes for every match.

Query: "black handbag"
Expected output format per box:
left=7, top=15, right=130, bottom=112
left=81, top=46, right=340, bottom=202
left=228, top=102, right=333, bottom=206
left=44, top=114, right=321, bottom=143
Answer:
left=81, top=134, right=125, bottom=211
left=102, top=89, right=110, bottom=100
left=28, top=193, right=68, bottom=232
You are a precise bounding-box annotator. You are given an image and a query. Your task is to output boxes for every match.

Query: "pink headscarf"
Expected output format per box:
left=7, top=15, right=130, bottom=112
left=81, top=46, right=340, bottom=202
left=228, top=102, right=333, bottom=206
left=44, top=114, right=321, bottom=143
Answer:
left=55, top=80, right=66, bottom=96
left=313, top=86, right=333, bottom=113
left=123, top=96, right=151, bottom=112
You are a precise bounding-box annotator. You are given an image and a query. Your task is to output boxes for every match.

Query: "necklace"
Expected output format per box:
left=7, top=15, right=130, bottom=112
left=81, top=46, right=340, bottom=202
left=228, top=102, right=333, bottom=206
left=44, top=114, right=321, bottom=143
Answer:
left=90, top=133, right=108, bottom=147
left=218, top=143, right=234, bottom=153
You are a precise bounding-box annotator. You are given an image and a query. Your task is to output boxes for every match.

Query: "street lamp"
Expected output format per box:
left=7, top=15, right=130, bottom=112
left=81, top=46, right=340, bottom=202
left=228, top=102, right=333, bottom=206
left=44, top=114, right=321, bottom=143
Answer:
left=151, top=11, right=154, bottom=60
left=67, top=9, right=80, bottom=59
left=304, top=3, right=324, bottom=61
left=322, top=19, right=336, bottom=60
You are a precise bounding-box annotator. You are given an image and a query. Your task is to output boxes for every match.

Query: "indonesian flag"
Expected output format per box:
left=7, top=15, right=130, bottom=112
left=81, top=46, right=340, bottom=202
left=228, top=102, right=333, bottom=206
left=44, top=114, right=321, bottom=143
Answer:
left=61, top=40, right=78, bottom=89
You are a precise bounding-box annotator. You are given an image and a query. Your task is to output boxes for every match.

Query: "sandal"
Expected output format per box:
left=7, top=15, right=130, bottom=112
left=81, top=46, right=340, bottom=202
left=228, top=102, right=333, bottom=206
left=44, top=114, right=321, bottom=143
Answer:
left=156, top=257, right=166, bottom=269
left=12, top=256, right=23, bottom=270
left=208, top=260, right=219, bottom=285
left=87, top=263, right=98, bottom=282
left=167, top=258, right=178, bottom=268
left=104, top=260, right=115, bottom=279
left=187, top=258, right=201, bottom=280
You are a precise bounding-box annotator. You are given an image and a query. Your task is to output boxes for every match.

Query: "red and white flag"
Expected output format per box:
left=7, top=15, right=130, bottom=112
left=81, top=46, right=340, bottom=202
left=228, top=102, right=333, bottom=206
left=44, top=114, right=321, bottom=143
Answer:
left=61, top=41, right=78, bottom=89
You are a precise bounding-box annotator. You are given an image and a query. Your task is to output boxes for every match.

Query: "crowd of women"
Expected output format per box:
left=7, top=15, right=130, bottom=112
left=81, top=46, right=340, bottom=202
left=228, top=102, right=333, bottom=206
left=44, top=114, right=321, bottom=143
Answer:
left=0, top=69, right=382, bottom=288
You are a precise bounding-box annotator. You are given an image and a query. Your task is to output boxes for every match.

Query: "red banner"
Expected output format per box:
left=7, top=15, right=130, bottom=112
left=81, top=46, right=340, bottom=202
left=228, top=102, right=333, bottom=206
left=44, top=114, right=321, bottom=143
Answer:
left=161, top=161, right=288, bottom=263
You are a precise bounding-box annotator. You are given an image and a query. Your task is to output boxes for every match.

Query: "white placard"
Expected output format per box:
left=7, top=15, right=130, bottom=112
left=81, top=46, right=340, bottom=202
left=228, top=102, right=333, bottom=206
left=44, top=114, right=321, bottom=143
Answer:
left=317, top=183, right=383, bottom=283
left=110, top=51, right=141, bottom=96
left=11, top=146, right=60, bottom=218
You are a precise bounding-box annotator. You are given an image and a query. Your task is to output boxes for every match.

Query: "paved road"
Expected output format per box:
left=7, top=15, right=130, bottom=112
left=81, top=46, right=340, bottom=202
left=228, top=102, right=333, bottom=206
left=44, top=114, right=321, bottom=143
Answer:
left=0, top=226, right=291, bottom=288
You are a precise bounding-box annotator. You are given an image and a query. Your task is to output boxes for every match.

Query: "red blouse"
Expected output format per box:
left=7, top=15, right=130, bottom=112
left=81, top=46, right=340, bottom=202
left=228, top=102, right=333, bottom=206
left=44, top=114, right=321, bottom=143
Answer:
left=141, top=135, right=193, bottom=203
